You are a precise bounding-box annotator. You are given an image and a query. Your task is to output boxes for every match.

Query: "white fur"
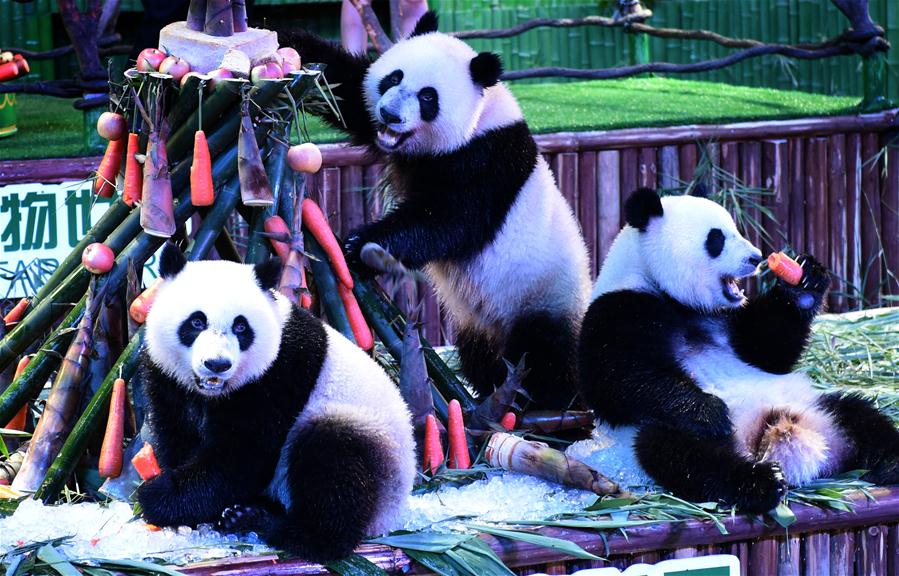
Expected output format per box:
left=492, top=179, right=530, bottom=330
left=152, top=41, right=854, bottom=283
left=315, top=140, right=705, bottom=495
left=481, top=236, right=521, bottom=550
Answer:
left=145, top=261, right=289, bottom=396
left=593, top=194, right=761, bottom=312
left=363, top=32, right=522, bottom=155
left=428, top=156, right=591, bottom=338
left=268, top=325, right=416, bottom=536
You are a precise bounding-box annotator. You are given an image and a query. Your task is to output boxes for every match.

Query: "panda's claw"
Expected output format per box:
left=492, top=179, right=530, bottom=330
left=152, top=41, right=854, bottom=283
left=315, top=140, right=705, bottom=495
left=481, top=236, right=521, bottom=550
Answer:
left=217, top=504, right=271, bottom=534
left=731, top=461, right=788, bottom=514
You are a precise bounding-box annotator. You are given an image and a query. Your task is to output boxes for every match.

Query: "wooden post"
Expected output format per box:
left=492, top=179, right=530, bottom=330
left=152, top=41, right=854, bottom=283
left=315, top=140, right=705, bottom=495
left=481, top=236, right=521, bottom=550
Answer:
left=846, top=134, right=864, bottom=309
left=882, top=135, right=899, bottom=299
left=827, top=133, right=848, bottom=311
left=597, top=150, right=621, bottom=264
left=578, top=152, right=599, bottom=276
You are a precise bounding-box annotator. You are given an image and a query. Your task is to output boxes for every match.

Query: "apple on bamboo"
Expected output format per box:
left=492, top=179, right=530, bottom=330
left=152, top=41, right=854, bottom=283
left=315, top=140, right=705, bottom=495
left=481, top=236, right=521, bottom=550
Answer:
left=136, top=48, right=166, bottom=72
left=158, top=56, right=191, bottom=83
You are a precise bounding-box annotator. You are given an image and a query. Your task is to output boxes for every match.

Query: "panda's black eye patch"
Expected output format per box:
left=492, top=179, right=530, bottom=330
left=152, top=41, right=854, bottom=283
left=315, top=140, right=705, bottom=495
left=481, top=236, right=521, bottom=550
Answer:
left=178, top=311, right=207, bottom=346
left=378, top=70, right=403, bottom=95
left=418, top=87, right=439, bottom=122
left=705, top=228, right=725, bottom=258
left=232, top=315, right=255, bottom=351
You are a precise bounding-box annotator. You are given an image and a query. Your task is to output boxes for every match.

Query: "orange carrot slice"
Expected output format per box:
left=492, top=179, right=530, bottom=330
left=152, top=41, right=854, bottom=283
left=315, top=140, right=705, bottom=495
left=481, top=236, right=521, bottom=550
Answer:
left=301, top=199, right=354, bottom=289
left=300, top=266, right=312, bottom=309
left=3, top=298, right=29, bottom=325
left=94, top=137, right=125, bottom=198
left=4, top=356, right=31, bottom=430
left=264, top=215, right=291, bottom=262
left=132, top=442, right=161, bottom=481
left=500, top=412, right=517, bottom=431
left=98, top=378, right=127, bottom=478
left=129, top=277, right=163, bottom=324
left=768, top=252, right=803, bottom=286
left=123, top=133, right=143, bottom=207
left=447, top=399, right=470, bottom=469
left=190, top=130, right=214, bottom=207
left=337, top=283, right=373, bottom=351
left=423, top=414, right=443, bottom=474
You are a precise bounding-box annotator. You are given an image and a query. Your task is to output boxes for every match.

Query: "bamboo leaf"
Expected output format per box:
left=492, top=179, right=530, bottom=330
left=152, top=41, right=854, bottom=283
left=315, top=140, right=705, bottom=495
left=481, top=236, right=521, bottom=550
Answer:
left=769, top=501, right=796, bottom=529
left=369, top=532, right=472, bottom=552
left=403, top=549, right=469, bottom=576
left=35, top=545, right=81, bottom=576
left=73, top=558, right=185, bottom=576
left=585, top=496, right=637, bottom=511
left=325, top=554, right=389, bottom=576
left=463, top=524, right=601, bottom=561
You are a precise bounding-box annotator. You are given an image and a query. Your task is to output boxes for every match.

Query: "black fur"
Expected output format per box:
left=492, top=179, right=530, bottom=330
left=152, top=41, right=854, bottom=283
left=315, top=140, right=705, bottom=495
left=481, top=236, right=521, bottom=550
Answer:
left=705, top=228, right=725, bottom=258
left=728, top=254, right=830, bottom=374
left=409, top=11, right=439, bottom=37
left=817, top=393, right=899, bottom=484
left=281, top=30, right=374, bottom=146
left=378, top=70, right=403, bottom=96
left=470, top=52, right=503, bottom=88
left=160, top=242, right=187, bottom=279
left=624, top=187, right=664, bottom=231
left=418, top=87, right=439, bottom=122
left=254, top=258, right=282, bottom=292
left=177, top=311, right=207, bottom=347
left=137, top=306, right=327, bottom=528
left=260, top=417, right=392, bottom=562
left=455, top=327, right=506, bottom=398
left=232, top=315, right=254, bottom=351
left=344, top=121, right=538, bottom=271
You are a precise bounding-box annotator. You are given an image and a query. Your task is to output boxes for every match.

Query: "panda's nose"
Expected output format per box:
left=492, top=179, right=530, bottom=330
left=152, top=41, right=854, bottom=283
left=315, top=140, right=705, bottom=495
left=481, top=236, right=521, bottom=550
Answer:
left=379, top=106, right=401, bottom=125
left=747, top=254, right=762, bottom=267
left=204, top=358, right=232, bottom=374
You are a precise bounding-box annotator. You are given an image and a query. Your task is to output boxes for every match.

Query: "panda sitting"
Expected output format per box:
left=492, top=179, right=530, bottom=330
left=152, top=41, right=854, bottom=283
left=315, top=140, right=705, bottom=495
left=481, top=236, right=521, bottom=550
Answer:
left=578, top=188, right=899, bottom=513
left=136, top=244, right=415, bottom=561
left=285, top=13, right=591, bottom=409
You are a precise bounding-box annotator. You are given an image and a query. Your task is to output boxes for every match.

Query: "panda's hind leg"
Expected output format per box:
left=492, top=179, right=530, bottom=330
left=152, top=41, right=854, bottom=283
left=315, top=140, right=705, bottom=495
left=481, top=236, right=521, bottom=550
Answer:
left=264, top=414, right=395, bottom=562
left=750, top=408, right=831, bottom=486
left=505, top=311, right=580, bottom=410
left=818, top=393, right=899, bottom=484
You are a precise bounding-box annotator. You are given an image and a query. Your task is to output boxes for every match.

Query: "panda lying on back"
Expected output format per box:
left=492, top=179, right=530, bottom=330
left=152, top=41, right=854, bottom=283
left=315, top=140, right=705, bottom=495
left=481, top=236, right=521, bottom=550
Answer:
left=286, top=13, right=591, bottom=408
left=578, top=188, right=899, bottom=512
left=137, top=244, right=415, bottom=561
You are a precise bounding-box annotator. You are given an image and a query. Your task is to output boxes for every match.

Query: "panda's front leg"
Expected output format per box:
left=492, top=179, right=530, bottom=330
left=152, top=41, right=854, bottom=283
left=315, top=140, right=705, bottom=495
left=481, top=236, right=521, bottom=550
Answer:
left=345, top=211, right=456, bottom=275
left=137, top=461, right=246, bottom=527
left=729, top=254, right=831, bottom=374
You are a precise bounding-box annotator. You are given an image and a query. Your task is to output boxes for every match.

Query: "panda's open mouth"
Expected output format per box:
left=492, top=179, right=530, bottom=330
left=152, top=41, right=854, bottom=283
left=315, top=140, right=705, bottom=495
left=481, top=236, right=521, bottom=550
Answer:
left=194, top=375, right=225, bottom=392
left=721, top=275, right=745, bottom=302
left=376, top=125, right=413, bottom=151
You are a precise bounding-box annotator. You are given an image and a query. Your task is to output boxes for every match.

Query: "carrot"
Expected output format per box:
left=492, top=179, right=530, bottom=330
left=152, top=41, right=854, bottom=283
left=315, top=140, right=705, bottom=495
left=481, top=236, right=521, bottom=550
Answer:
left=337, top=283, right=374, bottom=351
left=3, top=297, right=29, bottom=325
left=131, top=442, right=161, bottom=481
left=190, top=130, right=214, bottom=207
left=123, top=132, right=143, bottom=207
left=93, top=137, right=125, bottom=198
left=98, top=378, right=127, bottom=478
left=4, top=356, right=31, bottom=431
left=500, top=412, right=517, bottom=431
left=129, top=277, right=164, bottom=324
left=768, top=252, right=803, bottom=286
left=264, top=215, right=291, bottom=262
left=0, top=62, right=18, bottom=82
left=423, top=414, right=443, bottom=474
left=300, top=266, right=312, bottom=309
left=447, top=399, right=470, bottom=469
left=301, top=199, right=354, bottom=289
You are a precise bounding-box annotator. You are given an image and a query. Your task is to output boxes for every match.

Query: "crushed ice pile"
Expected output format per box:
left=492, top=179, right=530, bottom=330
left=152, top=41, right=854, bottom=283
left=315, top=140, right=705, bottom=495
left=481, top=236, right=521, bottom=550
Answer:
left=566, top=422, right=656, bottom=492
left=0, top=499, right=270, bottom=565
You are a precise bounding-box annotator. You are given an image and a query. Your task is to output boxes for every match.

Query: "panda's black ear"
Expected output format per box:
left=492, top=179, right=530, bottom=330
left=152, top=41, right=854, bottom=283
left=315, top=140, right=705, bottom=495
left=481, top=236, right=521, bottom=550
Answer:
left=409, top=11, right=439, bottom=37
left=254, top=259, right=282, bottom=292
left=624, top=188, right=664, bottom=232
left=470, top=52, right=503, bottom=88
left=159, top=242, right=187, bottom=279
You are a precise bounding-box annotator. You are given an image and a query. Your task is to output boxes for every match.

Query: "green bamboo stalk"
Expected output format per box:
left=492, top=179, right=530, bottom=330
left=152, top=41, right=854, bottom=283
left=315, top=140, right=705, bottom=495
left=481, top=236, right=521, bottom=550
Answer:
left=189, top=175, right=242, bottom=261
left=246, top=132, right=289, bottom=263
left=166, top=73, right=204, bottom=134
left=0, top=296, right=86, bottom=427
left=35, top=331, right=143, bottom=503
left=305, top=233, right=355, bottom=342
left=166, top=78, right=246, bottom=163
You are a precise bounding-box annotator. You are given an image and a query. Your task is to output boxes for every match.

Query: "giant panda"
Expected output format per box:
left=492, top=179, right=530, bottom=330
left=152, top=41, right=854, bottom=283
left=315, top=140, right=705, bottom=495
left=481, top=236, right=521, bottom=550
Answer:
left=136, top=244, right=415, bottom=562
left=577, top=188, right=899, bottom=513
left=286, top=13, right=591, bottom=409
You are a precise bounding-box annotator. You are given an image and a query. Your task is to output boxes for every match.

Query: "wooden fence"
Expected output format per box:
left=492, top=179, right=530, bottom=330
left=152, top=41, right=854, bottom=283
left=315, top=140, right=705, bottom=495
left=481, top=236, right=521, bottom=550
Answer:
left=302, top=110, right=899, bottom=344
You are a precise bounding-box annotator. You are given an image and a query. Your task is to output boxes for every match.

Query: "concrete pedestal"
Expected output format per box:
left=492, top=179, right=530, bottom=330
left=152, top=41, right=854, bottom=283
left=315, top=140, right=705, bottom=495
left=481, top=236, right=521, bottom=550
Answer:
left=159, top=21, right=279, bottom=74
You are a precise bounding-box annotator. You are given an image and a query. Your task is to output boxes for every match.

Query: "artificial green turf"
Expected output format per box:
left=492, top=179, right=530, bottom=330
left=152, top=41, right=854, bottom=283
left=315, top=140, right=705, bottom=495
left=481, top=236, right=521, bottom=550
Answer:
left=0, top=77, right=863, bottom=160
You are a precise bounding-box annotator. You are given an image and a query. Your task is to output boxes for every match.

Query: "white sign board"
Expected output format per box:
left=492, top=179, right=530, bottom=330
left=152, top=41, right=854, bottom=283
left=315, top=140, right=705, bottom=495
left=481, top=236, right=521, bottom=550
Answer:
left=0, top=182, right=160, bottom=299
left=533, top=555, right=740, bottom=576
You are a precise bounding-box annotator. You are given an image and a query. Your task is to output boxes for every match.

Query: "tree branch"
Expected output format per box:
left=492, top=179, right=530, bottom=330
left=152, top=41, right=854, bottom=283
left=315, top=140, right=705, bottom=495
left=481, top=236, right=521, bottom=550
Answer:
left=347, top=0, right=393, bottom=53
left=0, top=79, right=108, bottom=97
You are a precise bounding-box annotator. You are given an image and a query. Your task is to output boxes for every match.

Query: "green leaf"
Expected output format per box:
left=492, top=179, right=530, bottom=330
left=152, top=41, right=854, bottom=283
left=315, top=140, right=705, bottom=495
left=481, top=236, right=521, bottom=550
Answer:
left=457, top=539, right=516, bottom=575
left=769, top=501, right=796, bottom=529
left=36, top=545, right=81, bottom=576
left=74, top=558, right=186, bottom=576
left=463, top=524, right=601, bottom=561
left=585, top=497, right=637, bottom=511
left=5, top=552, right=35, bottom=576
left=404, top=549, right=469, bottom=576
left=507, top=518, right=672, bottom=530
left=325, top=554, right=389, bottom=576
left=369, top=532, right=472, bottom=552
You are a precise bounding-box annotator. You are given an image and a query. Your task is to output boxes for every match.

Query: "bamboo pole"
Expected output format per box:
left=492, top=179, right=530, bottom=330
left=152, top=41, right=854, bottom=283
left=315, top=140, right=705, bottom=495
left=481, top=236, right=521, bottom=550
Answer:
left=305, top=233, right=354, bottom=342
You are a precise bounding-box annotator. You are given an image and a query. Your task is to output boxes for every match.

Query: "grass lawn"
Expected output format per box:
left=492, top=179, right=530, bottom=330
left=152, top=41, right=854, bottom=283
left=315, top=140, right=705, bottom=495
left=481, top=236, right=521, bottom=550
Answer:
left=0, top=77, right=862, bottom=161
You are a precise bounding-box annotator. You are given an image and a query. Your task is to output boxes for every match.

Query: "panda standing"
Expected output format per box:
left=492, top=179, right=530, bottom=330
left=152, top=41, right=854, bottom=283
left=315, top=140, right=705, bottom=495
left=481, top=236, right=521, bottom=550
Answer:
left=578, top=188, right=899, bottom=512
left=286, top=13, right=591, bottom=409
left=136, top=244, right=415, bottom=562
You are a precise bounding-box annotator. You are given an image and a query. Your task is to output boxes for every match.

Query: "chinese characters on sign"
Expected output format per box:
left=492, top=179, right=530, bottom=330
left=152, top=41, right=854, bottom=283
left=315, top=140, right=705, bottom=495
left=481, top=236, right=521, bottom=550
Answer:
left=0, top=182, right=158, bottom=299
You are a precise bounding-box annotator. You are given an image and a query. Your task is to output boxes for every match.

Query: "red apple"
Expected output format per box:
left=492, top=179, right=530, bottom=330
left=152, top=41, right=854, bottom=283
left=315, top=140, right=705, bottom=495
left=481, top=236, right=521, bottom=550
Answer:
left=0, top=52, right=13, bottom=63
left=136, top=48, right=166, bottom=72
left=250, top=62, right=283, bottom=83
left=205, top=68, right=234, bottom=88
left=287, top=142, right=322, bottom=174
left=159, top=56, right=191, bottom=83
left=180, top=71, right=208, bottom=88
left=277, top=47, right=301, bottom=69
left=97, top=112, right=127, bottom=141
left=82, top=243, right=115, bottom=274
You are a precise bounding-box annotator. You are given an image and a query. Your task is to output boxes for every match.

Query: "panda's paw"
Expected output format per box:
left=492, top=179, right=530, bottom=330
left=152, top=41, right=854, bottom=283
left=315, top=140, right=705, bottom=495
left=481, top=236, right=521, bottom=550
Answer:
left=779, top=254, right=830, bottom=311
left=217, top=504, right=272, bottom=534
left=862, top=453, right=899, bottom=486
left=732, top=461, right=788, bottom=514
left=343, top=234, right=378, bottom=279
